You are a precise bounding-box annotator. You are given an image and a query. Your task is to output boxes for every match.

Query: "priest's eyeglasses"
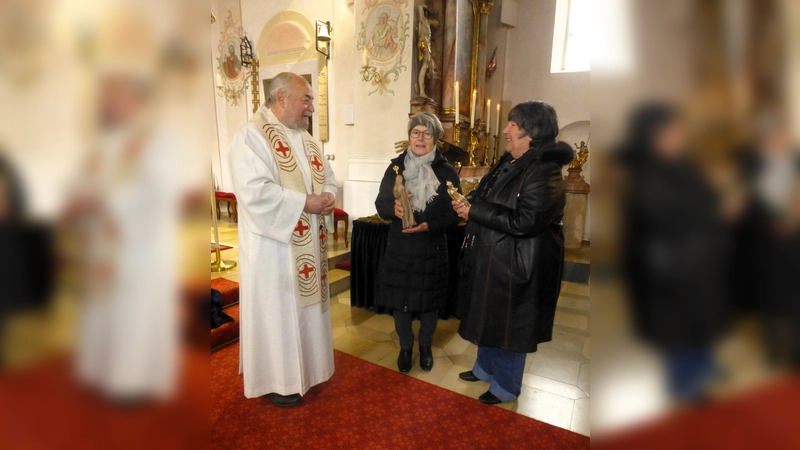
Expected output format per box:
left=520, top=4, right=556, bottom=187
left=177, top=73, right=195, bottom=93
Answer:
left=410, top=130, right=434, bottom=140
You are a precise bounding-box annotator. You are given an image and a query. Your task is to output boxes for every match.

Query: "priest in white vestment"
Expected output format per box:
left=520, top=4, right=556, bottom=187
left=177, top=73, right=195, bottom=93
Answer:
left=228, top=72, right=337, bottom=407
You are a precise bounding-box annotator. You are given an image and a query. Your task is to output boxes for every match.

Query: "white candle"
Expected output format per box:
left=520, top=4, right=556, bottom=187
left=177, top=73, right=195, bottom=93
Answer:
left=495, top=103, right=501, bottom=135
left=470, top=89, right=476, bottom=128
left=215, top=73, right=222, bottom=87
left=486, top=99, right=491, bottom=133
left=454, top=81, right=459, bottom=124
left=362, top=49, right=368, bottom=66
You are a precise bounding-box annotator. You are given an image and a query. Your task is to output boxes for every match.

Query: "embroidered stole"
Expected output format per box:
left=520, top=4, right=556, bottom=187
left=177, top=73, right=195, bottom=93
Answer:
left=253, top=113, right=329, bottom=307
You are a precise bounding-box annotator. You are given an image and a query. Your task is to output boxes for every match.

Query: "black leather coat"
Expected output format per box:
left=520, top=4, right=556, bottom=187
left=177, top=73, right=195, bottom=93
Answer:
left=457, top=141, right=574, bottom=353
left=375, top=149, right=461, bottom=313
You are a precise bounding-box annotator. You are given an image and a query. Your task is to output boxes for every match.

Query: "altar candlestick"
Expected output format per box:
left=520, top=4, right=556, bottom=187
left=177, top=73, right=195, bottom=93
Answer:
left=470, top=89, right=476, bottom=128
left=454, top=81, right=459, bottom=124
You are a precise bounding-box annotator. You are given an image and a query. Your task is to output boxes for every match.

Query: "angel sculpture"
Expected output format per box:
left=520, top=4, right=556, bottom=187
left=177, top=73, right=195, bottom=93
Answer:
left=393, top=166, right=417, bottom=229
left=446, top=180, right=470, bottom=207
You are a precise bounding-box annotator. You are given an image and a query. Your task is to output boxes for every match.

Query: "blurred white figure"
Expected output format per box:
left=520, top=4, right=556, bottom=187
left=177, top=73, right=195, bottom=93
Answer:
left=65, top=11, right=186, bottom=401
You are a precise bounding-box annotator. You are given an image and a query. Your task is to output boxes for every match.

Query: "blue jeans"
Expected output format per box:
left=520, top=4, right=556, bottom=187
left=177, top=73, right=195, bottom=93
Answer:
left=472, top=346, right=527, bottom=402
left=664, top=346, right=715, bottom=401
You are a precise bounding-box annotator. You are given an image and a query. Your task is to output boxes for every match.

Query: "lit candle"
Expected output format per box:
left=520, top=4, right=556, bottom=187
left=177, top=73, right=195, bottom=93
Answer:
left=486, top=99, right=491, bottom=133
left=470, top=89, right=476, bottom=128
left=454, top=81, right=459, bottom=124
left=362, top=49, right=368, bottom=66
left=495, top=103, right=501, bottom=136
left=215, top=73, right=222, bottom=87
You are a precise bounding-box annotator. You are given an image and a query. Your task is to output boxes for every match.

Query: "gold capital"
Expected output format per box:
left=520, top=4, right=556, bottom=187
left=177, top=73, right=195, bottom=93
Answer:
left=479, top=1, right=494, bottom=15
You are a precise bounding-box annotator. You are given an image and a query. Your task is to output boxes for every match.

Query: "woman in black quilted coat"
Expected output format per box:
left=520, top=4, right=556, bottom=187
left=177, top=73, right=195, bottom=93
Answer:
left=375, top=112, right=461, bottom=374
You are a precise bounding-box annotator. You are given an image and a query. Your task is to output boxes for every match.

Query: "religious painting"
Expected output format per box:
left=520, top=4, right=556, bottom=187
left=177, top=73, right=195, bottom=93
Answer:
left=215, top=10, right=248, bottom=106
left=357, top=1, right=410, bottom=96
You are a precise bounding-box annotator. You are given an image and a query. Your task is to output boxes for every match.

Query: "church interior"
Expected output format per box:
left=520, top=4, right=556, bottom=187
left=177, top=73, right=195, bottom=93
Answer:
left=2, top=0, right=800, bottom=448
left=209, top=0, right=591, bottom=445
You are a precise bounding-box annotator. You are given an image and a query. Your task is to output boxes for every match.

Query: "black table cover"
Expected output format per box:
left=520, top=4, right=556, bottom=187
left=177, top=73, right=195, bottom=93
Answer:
left=349, top=218, right=465, bottom=319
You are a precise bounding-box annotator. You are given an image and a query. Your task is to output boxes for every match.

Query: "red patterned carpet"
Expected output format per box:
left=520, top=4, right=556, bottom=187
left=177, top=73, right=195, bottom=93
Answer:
left=0, top=347, right=208, bottom=449
left=212, top=343, right=590, bottom=449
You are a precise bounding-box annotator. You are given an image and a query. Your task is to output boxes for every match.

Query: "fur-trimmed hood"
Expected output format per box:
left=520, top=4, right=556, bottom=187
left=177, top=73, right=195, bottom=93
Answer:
left=536, top=140, right=575, bottom=166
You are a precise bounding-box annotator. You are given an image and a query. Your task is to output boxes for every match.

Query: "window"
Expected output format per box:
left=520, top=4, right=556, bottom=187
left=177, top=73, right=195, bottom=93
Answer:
left=551, top=0, right=590, bottom=73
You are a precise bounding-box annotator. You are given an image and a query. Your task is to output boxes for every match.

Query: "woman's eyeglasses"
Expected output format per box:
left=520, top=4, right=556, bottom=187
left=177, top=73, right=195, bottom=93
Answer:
left=410, top=130, right=433, bottom=140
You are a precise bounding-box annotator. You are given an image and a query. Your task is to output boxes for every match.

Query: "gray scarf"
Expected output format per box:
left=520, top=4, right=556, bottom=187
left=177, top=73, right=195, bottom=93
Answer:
left=403, top=148, right=440, bottom=212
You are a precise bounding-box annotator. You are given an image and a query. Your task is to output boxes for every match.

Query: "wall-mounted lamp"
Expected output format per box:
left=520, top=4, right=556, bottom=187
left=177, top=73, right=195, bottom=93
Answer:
left=316, top=20, right=332, bottom=59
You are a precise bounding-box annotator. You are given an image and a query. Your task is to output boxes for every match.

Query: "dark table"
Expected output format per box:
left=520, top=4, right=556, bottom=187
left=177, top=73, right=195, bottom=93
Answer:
left=349, top=218, right=465, bottom=319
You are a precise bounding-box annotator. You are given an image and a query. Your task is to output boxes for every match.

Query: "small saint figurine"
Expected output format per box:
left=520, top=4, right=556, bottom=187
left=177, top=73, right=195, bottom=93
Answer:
left=393, top=166, right=417, bottom=229
left=569, top=140, right=589, bottom=170
left=446, top=180, right=470, bottom=207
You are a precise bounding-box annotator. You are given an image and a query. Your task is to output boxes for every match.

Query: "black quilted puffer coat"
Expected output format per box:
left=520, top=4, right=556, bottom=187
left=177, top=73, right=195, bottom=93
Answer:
left=375, top=149, right=461, bottom=313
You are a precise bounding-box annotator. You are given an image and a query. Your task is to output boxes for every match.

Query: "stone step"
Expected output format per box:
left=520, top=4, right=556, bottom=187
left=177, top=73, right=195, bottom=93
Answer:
left=328, top=250, right=350, bottom=267
left=329, top=268, right=350, bottom=297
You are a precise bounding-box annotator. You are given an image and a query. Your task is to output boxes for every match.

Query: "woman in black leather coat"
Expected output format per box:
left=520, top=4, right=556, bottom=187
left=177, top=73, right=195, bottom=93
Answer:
left=452, top=101, right=574, bottom=404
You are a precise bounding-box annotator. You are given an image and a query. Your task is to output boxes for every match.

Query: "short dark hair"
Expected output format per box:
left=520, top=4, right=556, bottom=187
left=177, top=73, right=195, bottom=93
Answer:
left=507, top=101, right=559, bottom=141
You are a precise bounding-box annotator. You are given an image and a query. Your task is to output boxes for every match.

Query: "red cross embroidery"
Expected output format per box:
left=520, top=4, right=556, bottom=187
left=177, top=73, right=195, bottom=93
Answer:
left=294, top=220, right=309, bottom=236
left=321, top=270, right=327, bottom=283
left=275, top=141, right=291, bottom=157
left=311, top=155, right=323, bottom=171
left=319, top=228, right=326, bottom=241
left=299, top=264, right=315, bottom=279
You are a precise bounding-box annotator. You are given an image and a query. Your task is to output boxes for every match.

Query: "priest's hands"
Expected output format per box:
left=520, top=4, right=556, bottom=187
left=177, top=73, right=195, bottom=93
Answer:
left=452, top=200, right=470, bottom=220
left=402, top=222, right=429, bottom=234
left=305, top=193, right=335, bottom=215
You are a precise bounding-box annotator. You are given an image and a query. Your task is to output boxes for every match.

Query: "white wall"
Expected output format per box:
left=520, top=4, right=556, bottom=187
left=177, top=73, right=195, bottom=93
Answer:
left=499, top=0, right=590, bottom=126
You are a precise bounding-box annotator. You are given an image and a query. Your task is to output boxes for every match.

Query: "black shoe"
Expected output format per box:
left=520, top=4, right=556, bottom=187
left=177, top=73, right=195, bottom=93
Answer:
left=397, top=349, right=412, bottom=373
left=459, top=370, right=480, bottom=382
left=266, top=393, right=302, bottom=408
left=419, top=346, right=434, bottom=371
left=478, top=390, right=503, bottom=405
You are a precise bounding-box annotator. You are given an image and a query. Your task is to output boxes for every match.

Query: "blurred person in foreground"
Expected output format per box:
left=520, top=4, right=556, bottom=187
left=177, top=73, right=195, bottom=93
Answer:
left=616, top=102, right=731, bottom=402
left=452, top=101, right=574, bottom=404
left=735, top=114, right=800, bottom=367
left=61, top=12, right=196, bottom=402
left=228, top=72, right=337, bottom=408
left=0, top=154, right=54, bottom=368
left=374, top=112, right=461, bottom=373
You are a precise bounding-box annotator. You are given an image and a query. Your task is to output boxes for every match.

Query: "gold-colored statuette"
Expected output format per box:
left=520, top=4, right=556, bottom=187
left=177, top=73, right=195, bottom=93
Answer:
left=393, top=166, right=417, bottom=229
left=446, top=180, right=470, bottom=207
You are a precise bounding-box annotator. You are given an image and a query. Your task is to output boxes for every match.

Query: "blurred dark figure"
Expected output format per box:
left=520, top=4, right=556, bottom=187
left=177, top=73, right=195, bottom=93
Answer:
left=617, top=102, right=731, bottom=401
left=735, top=116, right=800, bottom=367
left=0, top=153, right=55, bottom=369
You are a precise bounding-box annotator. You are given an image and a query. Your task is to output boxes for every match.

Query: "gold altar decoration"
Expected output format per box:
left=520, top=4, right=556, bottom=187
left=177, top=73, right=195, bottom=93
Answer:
left=565, top=139, right=590, bottom=194
left=466, top=126, right=480, bottom=166
left=460, top=179, right=479, bottom=197
left=570, top=140, right=589, bottom=170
